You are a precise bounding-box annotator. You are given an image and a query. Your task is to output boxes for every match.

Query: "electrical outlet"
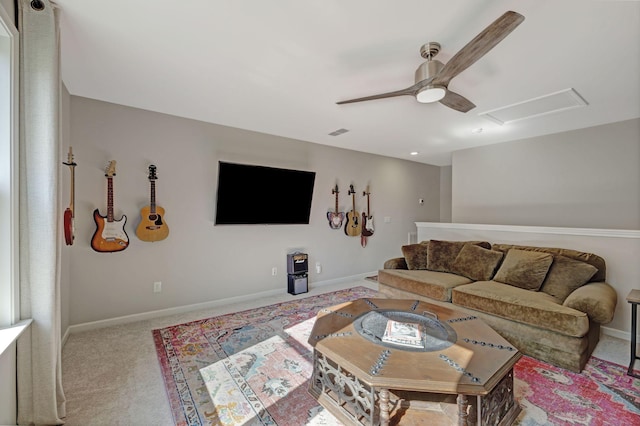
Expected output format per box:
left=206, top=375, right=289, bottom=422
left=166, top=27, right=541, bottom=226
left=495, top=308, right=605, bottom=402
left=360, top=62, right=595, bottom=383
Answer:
left=316, top=262, right=322, bottom=274
left=153, top=281, right=162, bottom=293
left=272, top=267, right=277, bottom=276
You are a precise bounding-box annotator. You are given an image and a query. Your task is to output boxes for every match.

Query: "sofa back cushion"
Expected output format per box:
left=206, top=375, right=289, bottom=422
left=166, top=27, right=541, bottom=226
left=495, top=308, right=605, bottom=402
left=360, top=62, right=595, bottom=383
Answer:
left=451, top=244, right=504, bottom=281
left=491, top=243, right=606, bottom=282
left=401, top=242, right=430, bottom=270
left=493, top=249, right=553, bottom=290
left=539, top=255, right=598, bottom=302
left=427, top=240, right=491, bottom=273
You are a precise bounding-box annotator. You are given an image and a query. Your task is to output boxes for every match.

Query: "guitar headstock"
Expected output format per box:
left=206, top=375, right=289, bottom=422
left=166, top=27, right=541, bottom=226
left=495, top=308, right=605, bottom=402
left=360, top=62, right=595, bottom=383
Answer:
left=348, top=184, right=355, bottom=195
left=63, top=146, right=77, bottom=167
left=331, top=184, right=339, bottom=195
left=148, top=164, right=158, bottom=180
left=105, top=160, right=116, bottom=177
left=363, top=185, right=370, bottom=196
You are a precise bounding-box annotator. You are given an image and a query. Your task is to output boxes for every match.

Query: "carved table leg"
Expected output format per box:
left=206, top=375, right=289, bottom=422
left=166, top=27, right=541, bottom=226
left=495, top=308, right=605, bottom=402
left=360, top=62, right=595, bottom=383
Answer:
left=457, top=394, right=469, bottom=426
left=379, top=388, right=390, bottom=426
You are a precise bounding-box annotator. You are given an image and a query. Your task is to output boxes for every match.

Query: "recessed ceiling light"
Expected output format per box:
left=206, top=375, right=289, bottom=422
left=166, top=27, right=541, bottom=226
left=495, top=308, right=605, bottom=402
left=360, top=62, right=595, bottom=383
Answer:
left=410, top=151, right=419, bottom=156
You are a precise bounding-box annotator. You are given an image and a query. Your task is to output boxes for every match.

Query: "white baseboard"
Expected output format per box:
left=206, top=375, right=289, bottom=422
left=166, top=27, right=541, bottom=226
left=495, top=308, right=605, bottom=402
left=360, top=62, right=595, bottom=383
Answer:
left=601, top=325, right=632, bottom=342
left=63, top=272, right=377, bottom=344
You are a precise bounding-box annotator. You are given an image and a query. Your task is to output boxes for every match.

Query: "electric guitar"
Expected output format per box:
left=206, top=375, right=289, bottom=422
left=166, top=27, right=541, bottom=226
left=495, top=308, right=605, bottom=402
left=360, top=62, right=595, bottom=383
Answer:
left=361, top=186, right=374, bottom=237
left=344, top=184, right=362, bottom=237
left=62, top=147, right=77, bottom=245
left=91, top=161, right=129, bottom=252
left=326, top=184, right=345, bottom=229
left=136, top=165, right=170, bottom=242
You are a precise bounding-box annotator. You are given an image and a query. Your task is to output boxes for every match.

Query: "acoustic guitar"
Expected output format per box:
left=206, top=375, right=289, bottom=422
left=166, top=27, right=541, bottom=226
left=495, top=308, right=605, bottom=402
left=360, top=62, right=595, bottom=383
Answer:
left=361, top=186, right=374, bottom=237
left=136, top=165, right=169, bottom=242
left=91, top=161, right=129, bottom=252
left=344, top=184, right=362, bottom=237
left=326, top=184, right=345, bottom=229
left=62, top=147, right=77, bottom=245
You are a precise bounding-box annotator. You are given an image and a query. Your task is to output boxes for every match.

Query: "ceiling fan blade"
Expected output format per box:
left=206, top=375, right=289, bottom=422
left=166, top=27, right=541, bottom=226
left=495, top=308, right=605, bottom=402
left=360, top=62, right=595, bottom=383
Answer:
left=439, top=89, right=476, bottom=112
left=432, top=10, right=524, bottom=87
left=336, top=85, right=418, bottom=105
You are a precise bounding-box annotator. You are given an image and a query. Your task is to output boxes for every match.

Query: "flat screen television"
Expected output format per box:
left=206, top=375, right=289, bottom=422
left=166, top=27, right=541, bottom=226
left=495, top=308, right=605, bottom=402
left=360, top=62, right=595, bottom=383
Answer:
left=215, top=161, right=316, bottom=225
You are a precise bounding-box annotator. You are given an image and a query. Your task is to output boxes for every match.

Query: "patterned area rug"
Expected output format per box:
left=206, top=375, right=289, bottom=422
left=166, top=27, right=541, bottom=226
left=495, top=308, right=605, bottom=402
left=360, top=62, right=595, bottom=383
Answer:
left=153, top=287, right=640, bottom=425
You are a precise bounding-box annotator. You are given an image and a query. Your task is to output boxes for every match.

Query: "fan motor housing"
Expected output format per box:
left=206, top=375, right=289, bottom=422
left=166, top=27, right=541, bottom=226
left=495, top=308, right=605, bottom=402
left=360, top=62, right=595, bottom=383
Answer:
left=415, top=60, right=444, bottom=84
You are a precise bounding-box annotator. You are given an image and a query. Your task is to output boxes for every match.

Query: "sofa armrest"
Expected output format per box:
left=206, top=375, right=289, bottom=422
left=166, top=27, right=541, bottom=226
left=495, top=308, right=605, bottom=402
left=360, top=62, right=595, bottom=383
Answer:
left=563, top=281, right=617, bottom=324
left=384, top=257, right=408, bottom=270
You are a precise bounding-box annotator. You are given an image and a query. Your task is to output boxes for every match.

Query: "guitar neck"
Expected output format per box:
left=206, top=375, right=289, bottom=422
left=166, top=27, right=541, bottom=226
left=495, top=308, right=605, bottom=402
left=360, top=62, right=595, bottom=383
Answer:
left=150, top=180, right=157, bottom=214
left=107, top=176, right=114, bottom=222
left=69, top=166, right=75, bottom=215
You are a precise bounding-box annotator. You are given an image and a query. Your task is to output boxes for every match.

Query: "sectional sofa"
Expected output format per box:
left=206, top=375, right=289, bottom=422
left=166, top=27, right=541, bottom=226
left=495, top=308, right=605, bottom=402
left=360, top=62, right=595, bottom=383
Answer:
left=377, top=239, right=618, bottom=372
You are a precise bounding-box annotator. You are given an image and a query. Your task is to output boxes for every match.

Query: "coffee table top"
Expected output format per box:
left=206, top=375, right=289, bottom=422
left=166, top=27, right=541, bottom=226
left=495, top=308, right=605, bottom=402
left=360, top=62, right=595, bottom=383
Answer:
left=308, top=298, right=521, bottom=395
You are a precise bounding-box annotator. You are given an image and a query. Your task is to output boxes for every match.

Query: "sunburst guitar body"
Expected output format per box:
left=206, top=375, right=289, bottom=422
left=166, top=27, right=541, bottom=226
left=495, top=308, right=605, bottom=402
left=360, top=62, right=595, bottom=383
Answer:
left=91, top=161, right=129, bottom=253
left=136, top=165, right=169, bottom=242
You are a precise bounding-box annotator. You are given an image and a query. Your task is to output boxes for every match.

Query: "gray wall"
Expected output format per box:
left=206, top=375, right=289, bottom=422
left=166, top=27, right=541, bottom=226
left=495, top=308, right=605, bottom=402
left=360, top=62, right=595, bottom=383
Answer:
left=439, top=166, right=452, bottom=223
left=64, top=96, right=440, bottom=326
left=451, top=118, right=640, bottom=229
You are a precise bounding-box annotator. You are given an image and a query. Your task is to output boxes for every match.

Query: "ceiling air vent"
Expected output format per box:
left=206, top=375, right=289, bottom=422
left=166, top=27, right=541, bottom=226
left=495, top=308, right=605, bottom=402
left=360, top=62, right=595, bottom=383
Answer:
left=329, top=128, right=349, bottom=136
left=479, top=88, right=588, bottom=125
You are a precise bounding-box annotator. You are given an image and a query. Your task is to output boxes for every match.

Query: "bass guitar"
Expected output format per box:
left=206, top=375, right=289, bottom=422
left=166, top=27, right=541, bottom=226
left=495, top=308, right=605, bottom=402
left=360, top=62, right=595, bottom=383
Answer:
left=136, top=165, right=170, bottom=242
left=62, top=147, right=77, bottom=245
left=361, top=186, right=374, bottom=237
left=344, top=184, right=362, bottom=237
left=91, top=161, right=129, bottom=252
left=326, top=184, right=345, bottom=229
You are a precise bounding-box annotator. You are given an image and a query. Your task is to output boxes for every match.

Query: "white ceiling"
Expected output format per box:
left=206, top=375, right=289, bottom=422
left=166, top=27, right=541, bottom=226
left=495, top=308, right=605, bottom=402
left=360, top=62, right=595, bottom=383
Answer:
left=55, top=0, right=640, bottom=166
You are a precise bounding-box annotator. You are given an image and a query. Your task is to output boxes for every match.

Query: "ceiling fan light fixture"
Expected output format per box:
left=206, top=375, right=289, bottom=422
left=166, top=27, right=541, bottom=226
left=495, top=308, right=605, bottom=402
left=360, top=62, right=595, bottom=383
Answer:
left=416, top=85, right=446, bottom=103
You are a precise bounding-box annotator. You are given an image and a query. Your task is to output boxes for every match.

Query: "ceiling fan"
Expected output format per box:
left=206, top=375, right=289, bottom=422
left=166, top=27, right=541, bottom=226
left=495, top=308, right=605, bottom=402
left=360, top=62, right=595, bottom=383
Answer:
left=336, top=11, right=525, bottom=113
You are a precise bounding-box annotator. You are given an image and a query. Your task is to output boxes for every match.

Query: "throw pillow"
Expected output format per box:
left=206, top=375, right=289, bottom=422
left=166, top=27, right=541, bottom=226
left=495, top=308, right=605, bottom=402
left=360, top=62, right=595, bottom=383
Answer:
left=452, top=244, right=504, bottom=281
left=427, top=240, right=491, bottom=273
left=540, top=255, right=598, bottom=302
left=401, top=243, right=429, bottom=270
left=493, top=249, right=554, bottom=291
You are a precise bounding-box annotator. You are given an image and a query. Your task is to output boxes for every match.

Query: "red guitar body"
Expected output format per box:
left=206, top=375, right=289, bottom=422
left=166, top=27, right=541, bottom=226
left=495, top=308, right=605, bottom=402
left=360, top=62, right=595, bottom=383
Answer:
left=64, top=208, right=74, bottom=245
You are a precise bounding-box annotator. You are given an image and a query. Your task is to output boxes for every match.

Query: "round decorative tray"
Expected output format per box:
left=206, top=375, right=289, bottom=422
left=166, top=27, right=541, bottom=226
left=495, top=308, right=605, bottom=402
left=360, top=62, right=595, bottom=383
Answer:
left=353, top=309, right=457, bottom=352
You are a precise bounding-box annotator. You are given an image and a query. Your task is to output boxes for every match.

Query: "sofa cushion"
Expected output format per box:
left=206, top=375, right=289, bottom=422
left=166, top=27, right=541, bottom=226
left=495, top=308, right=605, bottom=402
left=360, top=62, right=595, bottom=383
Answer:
left=451, top=244, right=504, bottom=281
left=564, top=282, right=617, bottom=324
left=541, top=256, right=598, bottom=302
left=491, top=243, right=606, bottom=282
left=493, top=249, right=553, bottom=291
left=377, top=269, right=473, bottom=302
left=401, top=243, right=429, bottom=270
left=452, top=281, right=590, bottom=337
left=427, top=240, right=491, bottom=273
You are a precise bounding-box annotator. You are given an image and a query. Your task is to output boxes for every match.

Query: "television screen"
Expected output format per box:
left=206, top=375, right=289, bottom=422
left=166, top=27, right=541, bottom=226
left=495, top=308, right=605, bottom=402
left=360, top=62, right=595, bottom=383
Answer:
left=215, top=161, right=316, bottom=225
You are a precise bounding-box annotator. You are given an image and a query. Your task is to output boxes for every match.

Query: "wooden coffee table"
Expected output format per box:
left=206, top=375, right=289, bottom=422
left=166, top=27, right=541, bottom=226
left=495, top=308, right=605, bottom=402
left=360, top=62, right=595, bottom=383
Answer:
left=308, top=298, right=521, bottom=426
